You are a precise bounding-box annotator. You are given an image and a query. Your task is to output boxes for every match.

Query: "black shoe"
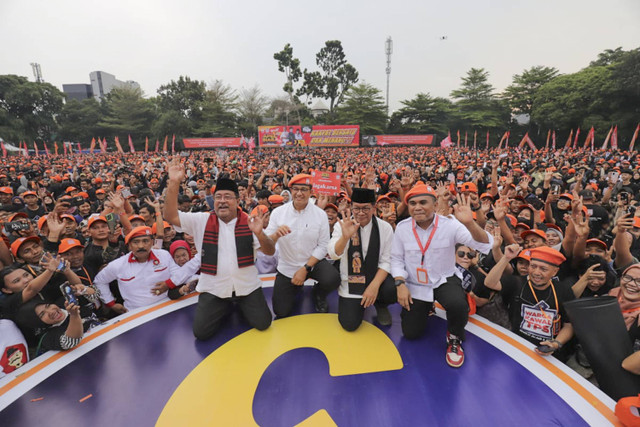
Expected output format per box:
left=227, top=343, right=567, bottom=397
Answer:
left=312, top=287, right=328, bottom=313
left=375, top=303, right=392, bottom=326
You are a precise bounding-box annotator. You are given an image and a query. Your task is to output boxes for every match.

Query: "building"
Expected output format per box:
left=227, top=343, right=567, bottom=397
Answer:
left=62, top=84, right=93, bottom=101
left=89, top=71, right=140, bottom=100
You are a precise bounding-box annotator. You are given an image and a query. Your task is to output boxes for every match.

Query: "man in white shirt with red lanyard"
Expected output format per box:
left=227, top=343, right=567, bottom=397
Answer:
left=266, top=174, right=340, bottom=316
left=94, top=226, right=182, bottom=314
left=391, top=183, right=493, bottom=368
left=163, top=158, right=275, bottom=340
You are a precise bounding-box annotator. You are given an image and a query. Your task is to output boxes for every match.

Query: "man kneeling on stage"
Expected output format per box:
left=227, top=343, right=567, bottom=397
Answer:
left=391, top=184, right=493, bottom=368
left=328, top=188, right=396, bottom=331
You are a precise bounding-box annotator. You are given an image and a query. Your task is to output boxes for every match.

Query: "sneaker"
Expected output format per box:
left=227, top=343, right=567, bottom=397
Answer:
left=446, top=333, right=465, bottom=368
left=375, top=303, right=392, bottom=326
left=312, top=286, right=328, bottom=313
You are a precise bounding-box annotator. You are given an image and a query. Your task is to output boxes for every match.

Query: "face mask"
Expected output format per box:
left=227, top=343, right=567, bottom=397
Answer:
left=517, top=216, right=533, bottom=228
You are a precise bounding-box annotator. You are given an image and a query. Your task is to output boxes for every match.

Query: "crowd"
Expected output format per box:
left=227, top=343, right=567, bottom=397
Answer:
left=1, top=145, right=640, bottom=395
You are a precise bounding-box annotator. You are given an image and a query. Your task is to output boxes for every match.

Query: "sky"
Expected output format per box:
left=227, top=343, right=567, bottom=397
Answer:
left=2, top=0, right=639, bottom=113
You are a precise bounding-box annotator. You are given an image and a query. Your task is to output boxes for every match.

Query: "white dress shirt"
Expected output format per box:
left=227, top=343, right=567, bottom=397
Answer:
left=390, top=214, right=493, bottom=302
left=94, top=249, right=180, bottom=311
left=328, top=217, right=394, bottom=298
left=177, top=211, right=262, bottom=298
left=265, top=201, right=330, bottom=277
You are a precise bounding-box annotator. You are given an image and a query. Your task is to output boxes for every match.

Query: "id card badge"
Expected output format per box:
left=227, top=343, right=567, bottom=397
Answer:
left=416, top=268, right=429, bottom=285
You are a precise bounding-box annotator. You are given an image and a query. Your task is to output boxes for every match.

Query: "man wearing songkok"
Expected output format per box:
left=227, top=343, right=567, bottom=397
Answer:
left=328, top=188, right=396, bottom=330
left=391, top=183, right=493, bottom=368
left=94, top=226, right=182, bottom=314
left=484, top=244, right=575, bottom=361
left=163, top=159, right=275, bottom=340
left=266, top=174, right=340, bottom=316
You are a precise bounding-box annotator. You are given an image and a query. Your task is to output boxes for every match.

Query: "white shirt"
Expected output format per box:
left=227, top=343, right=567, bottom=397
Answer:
left=265, top=201, right=330, bottom=277
left=328, top=217, right=394, bottom=298
left=177, top=211, right=262, bottom=298
left=94, top=249, right=180, bottom=311
left=390, top=214, right=493, bottom=302
left=169, top=256, right=201, bottom=286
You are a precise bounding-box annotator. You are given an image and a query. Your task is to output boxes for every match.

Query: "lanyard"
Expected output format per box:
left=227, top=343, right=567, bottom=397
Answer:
left=77, top=266, right=93, bottom=286
left=411, top=216, right=439, bottom=266
left=527, top=279, right=559, bottom=323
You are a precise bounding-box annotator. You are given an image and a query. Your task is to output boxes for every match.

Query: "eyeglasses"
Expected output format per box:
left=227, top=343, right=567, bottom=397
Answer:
left=457, top=251, right=477, bottom=259
left=290, top=186, right=311, bottom=193
left=622, top=275, right=640, bottom=288
left=213, top=194, right=237, bottom=201
left=352, top=206, right=372, bottom=213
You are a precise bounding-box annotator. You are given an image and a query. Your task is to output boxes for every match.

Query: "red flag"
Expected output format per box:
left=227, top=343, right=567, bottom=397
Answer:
left=171, top=134, right=175, bottom=153
left=564, top=129, right=573, bottom=148
left=90, top=137, right=96, bottom=154
left=43, top=142, right=49, bottom=156
left=497, top=131, right=508, bottom=149
left=573, top=127, right=580, bottom=149
left=611, top=125, right=618, bottom=150
left=473, top=131, right=477, bottom=150
left=54, top=141, right=59, bottom=155
left=128, top=134, right=135, bottom=153
left=1, top=142, right=6, bottom=158
left=33, top=141, right=39, bottom=156
left=629, top=124, right=640, bottom=152
left=517, top=133, right=529, bottom=149
left=552, top=130, right=556, bottom=150
left=464, top=131, right=468, bottom=148
left=101, top=138, right=107, bottom=153
left=505, top=131, right=510, bottom=148
left=545, top=130, right=550, bottom=150
left=456, top=130, right=460, bottom=147
left=163, top=135, right=168, bottom=152
left=155, top=139, right=159, bottom=152
left=486, top=131, right=489, bottom=150
left=583, top=127, right=595, bottom=150
left=602, top=127, right=613, bottom=150
left=115, top=136, right=124, bottom=153
left=248, top=136, right=255, bottom=153
left=77, top=142, right=81, bottom=153
left=145, top=136, right=149, bottom=153
left=440, top=134, right=453, bottom=148
left=63, top=142, right=67, bottom=156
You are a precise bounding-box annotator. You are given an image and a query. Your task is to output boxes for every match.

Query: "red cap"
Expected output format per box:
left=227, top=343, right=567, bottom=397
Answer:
left=586, top=238, right=607, bottom=250
left=87, top=215, right=108, bottom=228
left=529, top=246, right=566, bottom=266
left=125, top=226, right=153, bottom=245
left=58, top=238, right=84, bottom=254
left=10, top=236, right=40, bottom=257
left=65, top=186, right=77, bottom=193
left=288, top=174, right=313, bottom=186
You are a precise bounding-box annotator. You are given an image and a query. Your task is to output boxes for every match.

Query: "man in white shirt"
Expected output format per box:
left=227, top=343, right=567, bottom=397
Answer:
left=266, top=174, right=340, bottom=316
left=94, top=226, right=182, bottom=313
left=163, top=159, right=275, bottom=340
left=391, top=183, right=493, bottom=368
left=328, top=188, right=396, bottom=330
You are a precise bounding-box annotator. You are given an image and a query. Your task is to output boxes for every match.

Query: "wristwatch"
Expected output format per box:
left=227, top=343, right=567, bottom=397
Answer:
left=395, top=279, right=406, bottom=287
left=304, top=264, right=313, bottom=273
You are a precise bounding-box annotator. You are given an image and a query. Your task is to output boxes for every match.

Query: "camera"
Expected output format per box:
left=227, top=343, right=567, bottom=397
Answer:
left=5, top=221, right=30, bottom=232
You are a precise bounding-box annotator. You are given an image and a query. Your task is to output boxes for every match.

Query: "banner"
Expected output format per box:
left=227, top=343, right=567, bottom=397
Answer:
left=310, top=170, right=342, bottom=195
left=183, top=138, right=245, bottom=148
left=362, top=134, right=435, bottom=146
left=258, top=125, right=359, bottom=147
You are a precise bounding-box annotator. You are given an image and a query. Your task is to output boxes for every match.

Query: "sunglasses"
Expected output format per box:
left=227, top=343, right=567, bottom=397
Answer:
left=457, top=250, right=477, bottom=259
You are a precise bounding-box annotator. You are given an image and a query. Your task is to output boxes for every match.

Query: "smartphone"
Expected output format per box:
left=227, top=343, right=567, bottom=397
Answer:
left=620, top=192, right=630, bottom=204
left=60, top=282, right=79, bottom=305
left=551, top=184, right=560, bottom=194
left=121, top=188, right=131, bottom=198
left=105, top=213, right=118, bottom=233
left=536, top=344, right=554, bottom=354
left=627, top=205, right=636, bottom=216
left=611, top=172, right=620, bottom=182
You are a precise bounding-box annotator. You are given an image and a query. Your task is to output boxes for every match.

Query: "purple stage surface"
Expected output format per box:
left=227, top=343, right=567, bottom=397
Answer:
left=0, top=287, right=613, bottom=426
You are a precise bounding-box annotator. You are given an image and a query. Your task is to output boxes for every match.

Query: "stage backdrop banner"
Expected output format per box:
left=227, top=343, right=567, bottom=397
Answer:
left=362, top=134, right=436, bottom=146
left=258, top=125, right=359, bottom=147
left=311, top=170, right=342, bottom=195
left=183, top=138, right=243, bottom=148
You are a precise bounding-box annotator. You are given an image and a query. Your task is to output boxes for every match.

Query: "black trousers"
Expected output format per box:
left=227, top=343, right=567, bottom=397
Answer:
left=338, top=275, right=397, bottom=331
left=400, top=275, right=469, bottom=340
left=192, top=288, right=272, bottom=341
left=272, top=259, right=340, bottom=317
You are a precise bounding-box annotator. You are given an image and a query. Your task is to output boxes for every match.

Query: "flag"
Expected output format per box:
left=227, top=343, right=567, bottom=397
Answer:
left=101, top=138, right=107, bottom=153
left=115, top=136, right=124, bottom=153
left=155, top=139, right=159, bottom=152
left=545, top=130, right=550, bottom=150
left=23, top=141, right=29, bottom=157
left=473, top=130, right=477, bottom=150
left=517, top=132, right=535, bottom=150
left=171, top=134, right=175, bottom=153
left=43, top=142, right=49, bottom=156
left=601, top=127, right=613, bottom=150
left=63, top=142, right=67, bottom=156
left=128, top=134, right=135, bottom=153
left=33, top=141, right=39, bottom=156
left=89, top=137, right=95, bottom=154
left=486, top=131, right=489, bottom=150
left=248, top=136, right=255, bottom=153
left=611, top=125, right=618, bottom=150
left=497, top=131, right=508, bottom=149
left=552, top=130, right=556, bottom=150
left=456, top=130, right=460, bottom=147
left=464, top=131, right=468, bottom=148
left=573, top=127, right=580, bottom=149
left=163, top=135, right=168, bottom=152
left=145, top=136, right=149, bottom=153
left=583, top=127, right=595, bottom=150
left=77, top=142, right=81, bottom=153
left=55, top=141, right=59, bottom=155
left=440, top=133, right=453, bottom=148
left=505, top=131, right=510, bottom=148
left=629, top=124, right=640, bottom=152
left=564, top=129, right=573, bottom=148
left=1, top=142, right=6, bottom=158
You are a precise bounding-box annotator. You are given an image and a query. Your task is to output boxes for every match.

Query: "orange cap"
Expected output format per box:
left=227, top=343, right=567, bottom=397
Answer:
left=251, top=205, right=269, bottom=216
left=586, top=238, right=607, bottom=250
left=268, top=195, right=284, bottom=204
left=520, top=229, right=547, bottom=241
left=404, top=184, right=436, bottom=204
left=151, top=221, right=171, bottom=234
left=461, top=182, right=478, bottom=193
left=10, top=236, right=40, bottom=257
left=87, top=216, right=108, bottom=228
left=288, top=174, right=313, bottom=186
left=529, top=246, right=566, bottom=266
left=125, top=226, right=153, bottom=245
left=58, top=238, right=84, bottom=254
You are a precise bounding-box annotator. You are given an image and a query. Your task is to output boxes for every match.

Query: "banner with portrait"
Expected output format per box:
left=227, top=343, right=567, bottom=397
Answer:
left=258, top=125, right=359, bottom=147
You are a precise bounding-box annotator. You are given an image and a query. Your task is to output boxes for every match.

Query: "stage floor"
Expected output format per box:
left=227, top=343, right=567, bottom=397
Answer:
left=0, top=283, right=617, bottom=426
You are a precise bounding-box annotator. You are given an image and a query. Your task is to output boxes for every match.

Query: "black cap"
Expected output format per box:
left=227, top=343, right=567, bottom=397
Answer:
left=351, top=188, right=376, bottom=204
left=214, top=178, right=239, bottom=196
left=579, top=189, right=594, bottom=200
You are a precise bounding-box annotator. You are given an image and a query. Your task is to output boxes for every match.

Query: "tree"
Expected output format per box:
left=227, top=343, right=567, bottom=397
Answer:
left=450, top=68, right=510, bottom=129
left=590, top=47, right=627, bottom=67
left=333, top=83, right=387, bottom=135
left=388, top=93, right=455, bottom=135
left=58, top=98, right=104, bottom=142
left=156, top=76, right=207, bottom=119
left=237, top=85, right=269, bottom=135
left=192, top=81, right=238, bottom=137
left=503, top=66, right=559, bottom=117
left=274, top=44, right=303, bottom=126
left=98, top=86, right=156, bottom=145
left=0, top=74, right=64, bottom=142
left=299, top=40, right=359, bottom=114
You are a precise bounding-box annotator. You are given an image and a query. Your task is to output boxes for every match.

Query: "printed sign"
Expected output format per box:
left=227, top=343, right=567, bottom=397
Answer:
left=519, top=300, right=558, bottom=341
left=311, top=170, right=342, bottom=195
left=361, top=134, right=435, bottom=146
left=183, top=138, right=244, bottom=148
left=259, top=125, right=359, bottom=147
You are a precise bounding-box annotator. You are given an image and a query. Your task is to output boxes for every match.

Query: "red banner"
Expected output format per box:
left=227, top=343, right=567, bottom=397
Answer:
left=311, top=170, right=342, bottom=195
left=259, top=125, right=359, bottom=148
left=362, top=134, right=435, bottom=146
left=183, top=138, right=244, bottom=148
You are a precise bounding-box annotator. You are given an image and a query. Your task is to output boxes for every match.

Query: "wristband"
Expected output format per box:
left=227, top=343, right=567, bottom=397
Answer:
left=550, top=339, right=563, bottom=349
left=395, top=279, right=406, bottom=287
left=303, top=264, right=313, bottom=273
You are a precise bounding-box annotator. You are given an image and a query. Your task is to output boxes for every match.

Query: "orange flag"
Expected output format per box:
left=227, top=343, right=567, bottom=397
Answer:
left=90, top=137, right=96, bottom=154
left=564, top=129, right=573, bottom=148
left=163, top=135, right=168, bottom=152
left=145, top=136, right=149, bottom=153
left=629, top=124, right=640, bottom=152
